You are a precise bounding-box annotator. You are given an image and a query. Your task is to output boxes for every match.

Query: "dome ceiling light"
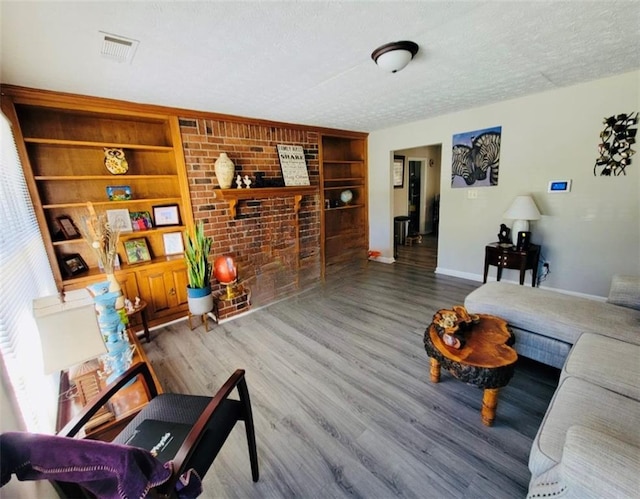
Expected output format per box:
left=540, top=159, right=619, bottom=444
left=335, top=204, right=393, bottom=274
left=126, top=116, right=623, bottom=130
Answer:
left=371, top=41, right=419, bottom=73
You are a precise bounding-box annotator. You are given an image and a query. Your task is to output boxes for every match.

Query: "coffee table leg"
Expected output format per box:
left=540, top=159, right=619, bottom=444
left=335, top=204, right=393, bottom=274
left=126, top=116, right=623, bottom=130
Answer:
left=481, top=388, right=500, bottom=426
left=429, top=358, right=441, bottom=383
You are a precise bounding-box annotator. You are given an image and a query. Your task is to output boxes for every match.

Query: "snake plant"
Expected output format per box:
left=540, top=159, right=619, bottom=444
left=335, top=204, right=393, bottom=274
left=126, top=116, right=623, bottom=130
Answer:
left=184, top=220, right=213, bottom=289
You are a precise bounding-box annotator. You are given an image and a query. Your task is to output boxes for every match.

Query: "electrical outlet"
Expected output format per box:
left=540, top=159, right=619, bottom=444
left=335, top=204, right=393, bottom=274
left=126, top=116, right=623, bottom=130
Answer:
left=467, top=189, right=478, bottom=199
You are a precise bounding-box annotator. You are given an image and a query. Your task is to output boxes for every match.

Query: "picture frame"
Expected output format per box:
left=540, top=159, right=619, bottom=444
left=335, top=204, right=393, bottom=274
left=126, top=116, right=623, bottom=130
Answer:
left=60, top=253, right=89, bottom=277
left=393, top=155, right=405, bottom=188
left=276, top=144, right=311, bottom=186
left=162, top=232, right=185, bottom=256
left=106, top=209, right=133, bottom=233
left=106, top=185, right=132, bottom=201
left=56, top=215, right=81, bottom=240
left=152, top=204, right=181, bottom=227
left=123, top=238, right=151, bottom=265
left=129, top=211, right=153, bottom=231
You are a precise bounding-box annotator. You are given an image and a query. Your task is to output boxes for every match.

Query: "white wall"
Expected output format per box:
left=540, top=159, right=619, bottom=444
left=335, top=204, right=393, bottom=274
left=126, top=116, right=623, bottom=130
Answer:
left=369, top=71, right=640, bottom=297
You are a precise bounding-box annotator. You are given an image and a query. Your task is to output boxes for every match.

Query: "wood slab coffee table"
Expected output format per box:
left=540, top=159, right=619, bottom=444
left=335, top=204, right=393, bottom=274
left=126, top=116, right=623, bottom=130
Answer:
left=424, top=310, right=517, bottom=426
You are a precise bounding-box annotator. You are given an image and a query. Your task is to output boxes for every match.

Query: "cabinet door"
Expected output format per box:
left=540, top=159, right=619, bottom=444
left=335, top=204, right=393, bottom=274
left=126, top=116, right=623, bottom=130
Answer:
left=137, top=262, right=188, bottom=320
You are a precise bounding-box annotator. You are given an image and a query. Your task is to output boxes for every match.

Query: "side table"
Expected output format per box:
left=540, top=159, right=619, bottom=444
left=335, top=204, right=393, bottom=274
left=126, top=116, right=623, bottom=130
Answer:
left=483, top=242, right=540, bottom=287
left=125, top=300, right=150, bottom=343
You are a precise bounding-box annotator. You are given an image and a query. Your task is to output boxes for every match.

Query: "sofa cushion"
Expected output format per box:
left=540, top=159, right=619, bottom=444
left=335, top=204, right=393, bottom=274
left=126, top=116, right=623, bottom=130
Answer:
left=529, top=376, right=640, bottom=477
left=561, top=333, right=640, bottom=400
left=607, top=274, right=640, bottom=311
left=465, top=282, right=640, bottom=346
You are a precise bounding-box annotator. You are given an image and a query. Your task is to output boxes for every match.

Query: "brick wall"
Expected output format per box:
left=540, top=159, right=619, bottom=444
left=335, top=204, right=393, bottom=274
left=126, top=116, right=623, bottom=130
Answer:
left=179, top=118, right=321, bottom=318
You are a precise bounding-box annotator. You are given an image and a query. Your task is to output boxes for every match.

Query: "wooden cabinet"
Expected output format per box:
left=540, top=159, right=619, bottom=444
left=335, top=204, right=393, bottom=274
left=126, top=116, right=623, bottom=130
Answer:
left=320, top=133, right=368, bottom=275
left=1, top=85, right=194, bottom=324
left=136, top=261, right=189, bottom=320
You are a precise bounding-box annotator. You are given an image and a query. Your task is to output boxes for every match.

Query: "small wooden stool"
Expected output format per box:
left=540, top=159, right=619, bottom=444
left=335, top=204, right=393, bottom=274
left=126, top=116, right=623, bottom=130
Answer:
left=405, top=234, right=422, bottom=246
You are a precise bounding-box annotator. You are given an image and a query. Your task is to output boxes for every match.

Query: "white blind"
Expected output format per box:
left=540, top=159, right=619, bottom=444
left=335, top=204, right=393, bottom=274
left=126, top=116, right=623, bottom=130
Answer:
left=0, top=111, right=58, bottom=432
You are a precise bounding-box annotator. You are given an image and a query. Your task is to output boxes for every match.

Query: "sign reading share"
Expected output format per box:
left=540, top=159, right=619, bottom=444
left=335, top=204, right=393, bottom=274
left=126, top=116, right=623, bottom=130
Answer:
left=277, top=144, right=310, bottom=186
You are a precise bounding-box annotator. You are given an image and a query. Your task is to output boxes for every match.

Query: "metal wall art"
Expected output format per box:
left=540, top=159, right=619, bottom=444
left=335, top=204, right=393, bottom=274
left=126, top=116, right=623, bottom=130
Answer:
left=594, top=112, right=637, bottom=176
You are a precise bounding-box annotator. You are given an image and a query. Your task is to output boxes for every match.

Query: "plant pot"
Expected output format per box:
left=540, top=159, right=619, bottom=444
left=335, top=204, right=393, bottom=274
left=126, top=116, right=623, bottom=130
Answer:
left=187, top=286, right=214, bottom=315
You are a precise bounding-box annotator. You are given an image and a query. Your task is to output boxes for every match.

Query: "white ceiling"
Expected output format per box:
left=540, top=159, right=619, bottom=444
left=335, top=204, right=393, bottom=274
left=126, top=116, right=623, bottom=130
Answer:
left=1, top=1, right=639, bottom=132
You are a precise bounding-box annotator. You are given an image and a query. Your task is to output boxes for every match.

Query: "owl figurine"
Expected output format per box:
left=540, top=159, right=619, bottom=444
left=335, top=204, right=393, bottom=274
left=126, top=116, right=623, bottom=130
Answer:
left=103, top=147, right=129, bottom=175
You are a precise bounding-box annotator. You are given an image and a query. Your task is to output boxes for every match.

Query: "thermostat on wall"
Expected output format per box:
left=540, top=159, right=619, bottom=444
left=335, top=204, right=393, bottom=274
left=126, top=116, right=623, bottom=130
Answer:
left=548, top=180, right=571, bottom=193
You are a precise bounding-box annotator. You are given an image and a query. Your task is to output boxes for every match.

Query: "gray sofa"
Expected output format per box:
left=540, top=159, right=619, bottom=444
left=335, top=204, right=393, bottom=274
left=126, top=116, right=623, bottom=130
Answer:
left=464, top=275, right=640, bottom=498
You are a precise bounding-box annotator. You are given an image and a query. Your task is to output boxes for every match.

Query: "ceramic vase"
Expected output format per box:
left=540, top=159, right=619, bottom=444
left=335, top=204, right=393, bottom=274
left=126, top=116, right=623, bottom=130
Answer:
left=89, top=285, right=133, bottom=384
left=106, top=272, right=125, bottom=310
left=214, top=153, right=235, bottom=189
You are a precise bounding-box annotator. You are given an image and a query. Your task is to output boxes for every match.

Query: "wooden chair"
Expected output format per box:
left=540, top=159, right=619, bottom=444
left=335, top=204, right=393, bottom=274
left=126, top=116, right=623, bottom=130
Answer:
left=25, top=363, right=258, bottom=498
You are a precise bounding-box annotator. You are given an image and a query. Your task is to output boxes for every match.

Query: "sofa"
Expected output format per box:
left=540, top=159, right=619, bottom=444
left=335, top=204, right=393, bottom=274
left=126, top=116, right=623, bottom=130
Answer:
left=464, top=275, right=640, bottom=498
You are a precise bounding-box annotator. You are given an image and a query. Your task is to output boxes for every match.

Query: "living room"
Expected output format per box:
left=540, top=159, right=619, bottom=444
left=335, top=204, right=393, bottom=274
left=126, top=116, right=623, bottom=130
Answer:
left=1, top=2, right=639, bottom=498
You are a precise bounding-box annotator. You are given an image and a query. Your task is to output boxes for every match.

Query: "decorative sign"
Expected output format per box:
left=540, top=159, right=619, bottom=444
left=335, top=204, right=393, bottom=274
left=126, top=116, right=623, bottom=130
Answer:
left=277, top=144, right=310, bottom=186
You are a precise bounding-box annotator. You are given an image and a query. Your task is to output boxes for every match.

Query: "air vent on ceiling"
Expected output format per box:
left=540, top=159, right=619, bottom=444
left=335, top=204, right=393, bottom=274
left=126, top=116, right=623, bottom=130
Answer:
left=99, top=31, right=139, bottom=64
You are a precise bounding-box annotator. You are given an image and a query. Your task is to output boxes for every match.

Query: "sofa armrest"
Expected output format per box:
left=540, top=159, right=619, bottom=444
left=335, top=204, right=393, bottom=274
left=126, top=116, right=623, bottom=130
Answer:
left=561, top=425, right=640, bottom=498
left=607, top=274, right=640, bottom=311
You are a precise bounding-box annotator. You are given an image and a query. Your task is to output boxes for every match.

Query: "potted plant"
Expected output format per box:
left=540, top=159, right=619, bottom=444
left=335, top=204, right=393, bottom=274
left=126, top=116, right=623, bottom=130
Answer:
left=184, top=220, right=214, bottom=315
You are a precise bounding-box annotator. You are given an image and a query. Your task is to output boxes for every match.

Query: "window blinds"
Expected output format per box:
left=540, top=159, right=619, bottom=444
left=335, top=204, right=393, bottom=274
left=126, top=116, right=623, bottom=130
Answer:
left=0, top=111, right=58, bottom=432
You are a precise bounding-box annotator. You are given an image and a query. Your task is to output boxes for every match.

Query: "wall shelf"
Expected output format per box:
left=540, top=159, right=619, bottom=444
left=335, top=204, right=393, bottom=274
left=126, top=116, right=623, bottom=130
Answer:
left=213, top=186, right=318, bottom=218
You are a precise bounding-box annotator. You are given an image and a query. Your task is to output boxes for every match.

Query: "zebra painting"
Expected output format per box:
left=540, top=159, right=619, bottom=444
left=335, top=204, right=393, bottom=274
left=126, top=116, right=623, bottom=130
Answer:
left=451, top=126, right=502, bottom=187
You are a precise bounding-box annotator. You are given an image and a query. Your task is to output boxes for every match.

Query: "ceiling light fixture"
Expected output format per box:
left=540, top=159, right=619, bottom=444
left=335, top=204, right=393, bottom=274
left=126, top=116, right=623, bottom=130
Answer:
left=371, top=41, right=419, bottom=73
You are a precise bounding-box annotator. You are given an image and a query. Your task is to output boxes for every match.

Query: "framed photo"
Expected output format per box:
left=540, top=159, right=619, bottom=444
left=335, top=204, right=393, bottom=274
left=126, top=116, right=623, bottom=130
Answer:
left=393, top=155, right=405, bottom=188
left=130, top=211, right=153, bottom=231
left=277, top=144, right=310, bottom=186
left=106, top=185, right=132, bottom=201
left=56, top=215, right=81, bottom=239
left=123, top=238, right=151, bottom=264
left=163, top=232, right=185, bottom=255
left=153, top=204, right=181, bottom=227
left=59, top=253, right=89, bottom=277
left=106, top=209, right=133, bottom=232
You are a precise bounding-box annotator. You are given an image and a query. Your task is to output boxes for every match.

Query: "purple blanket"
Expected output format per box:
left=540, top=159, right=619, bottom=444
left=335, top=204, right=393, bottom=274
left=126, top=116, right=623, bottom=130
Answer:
left=0, top=432, right=202, bottom=498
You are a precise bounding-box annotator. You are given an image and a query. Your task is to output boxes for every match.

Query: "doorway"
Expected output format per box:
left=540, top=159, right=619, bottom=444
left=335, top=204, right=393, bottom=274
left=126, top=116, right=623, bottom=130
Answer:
left=392, top=145, right=442, bottom=270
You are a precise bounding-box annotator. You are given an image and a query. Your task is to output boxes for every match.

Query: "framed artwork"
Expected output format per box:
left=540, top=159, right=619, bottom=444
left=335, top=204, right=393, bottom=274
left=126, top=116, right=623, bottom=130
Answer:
left=153, top=204, right=181, bottom=227
left=451, top=126, right=502, bottom=188
left=163, top=232, right=185, bottom=255
left=393, top=155, right=405, bottom=188
left=123, top=238, right=151, bottom=264
left=56, top=215, right=81, bottom=239
left=106, top=209, right=133, bottom=232
left=130, top=211, right=153, bottom=231
left=59, top=253, right=89, bottom=277
left=276, top=144, right=310, bottom=186
left=106, top=185, right=132, bottom=201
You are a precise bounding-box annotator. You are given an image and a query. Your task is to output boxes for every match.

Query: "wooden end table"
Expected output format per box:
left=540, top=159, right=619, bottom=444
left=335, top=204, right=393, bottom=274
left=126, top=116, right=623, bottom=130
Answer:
left=423, top=311, right=517, bottom=426
left=125, top=300, right=150, bottom=343
left=483, top=242, right=540, bottom=287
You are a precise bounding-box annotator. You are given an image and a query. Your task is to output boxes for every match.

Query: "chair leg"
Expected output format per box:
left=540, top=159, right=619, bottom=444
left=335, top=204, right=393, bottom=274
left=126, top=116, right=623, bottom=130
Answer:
left=238, top=377, right=259, bottom=482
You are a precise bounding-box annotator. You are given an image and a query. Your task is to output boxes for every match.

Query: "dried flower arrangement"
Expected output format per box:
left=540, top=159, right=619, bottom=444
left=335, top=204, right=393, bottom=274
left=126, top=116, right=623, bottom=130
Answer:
left=78, top=203, right=122, bottom=274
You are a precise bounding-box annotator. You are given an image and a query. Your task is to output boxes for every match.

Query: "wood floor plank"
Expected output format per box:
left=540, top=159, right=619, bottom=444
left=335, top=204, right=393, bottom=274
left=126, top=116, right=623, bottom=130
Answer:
left=144, top=258, right=558, bottom=498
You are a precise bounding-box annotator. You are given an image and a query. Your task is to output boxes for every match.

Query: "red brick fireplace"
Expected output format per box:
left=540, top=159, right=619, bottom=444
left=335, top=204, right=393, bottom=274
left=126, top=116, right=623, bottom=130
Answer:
left=179, top=117, right=321, bottom=319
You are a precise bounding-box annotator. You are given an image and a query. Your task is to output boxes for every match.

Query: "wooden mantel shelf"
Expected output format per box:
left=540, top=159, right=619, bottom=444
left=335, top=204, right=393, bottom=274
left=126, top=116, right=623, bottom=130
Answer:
left=213, top=186, right=318, bottom=218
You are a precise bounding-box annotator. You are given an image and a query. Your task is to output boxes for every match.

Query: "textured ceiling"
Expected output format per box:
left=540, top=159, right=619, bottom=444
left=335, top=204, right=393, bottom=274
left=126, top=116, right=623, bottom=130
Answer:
left=1, top=1, right=639, bottom=132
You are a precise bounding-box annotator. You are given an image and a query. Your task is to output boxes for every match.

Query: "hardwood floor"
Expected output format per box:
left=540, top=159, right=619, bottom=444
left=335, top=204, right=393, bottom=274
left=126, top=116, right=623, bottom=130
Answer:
left=395, top=233, right=438, bottom=271
left=145, top=261, right=559, bottom=498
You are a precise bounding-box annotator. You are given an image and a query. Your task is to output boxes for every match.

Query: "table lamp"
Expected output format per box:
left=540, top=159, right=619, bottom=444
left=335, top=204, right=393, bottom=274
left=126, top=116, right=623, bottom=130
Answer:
left=33, top=289, right=107, bottom=375
left=503, top=195, right=541, bottom=246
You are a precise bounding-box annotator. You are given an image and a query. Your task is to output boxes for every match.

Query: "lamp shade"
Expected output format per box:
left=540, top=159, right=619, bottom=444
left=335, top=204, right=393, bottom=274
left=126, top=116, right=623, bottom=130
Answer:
left=503, top=195, right=541, bottom=221
left=33, top=290, right=106, bottom=374
left=371, top=41, right=419, bottom=73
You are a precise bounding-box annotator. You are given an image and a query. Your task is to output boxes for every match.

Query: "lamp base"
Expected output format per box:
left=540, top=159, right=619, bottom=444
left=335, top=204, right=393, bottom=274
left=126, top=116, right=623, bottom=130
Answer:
left=511, top=220, right=529, bottom=246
